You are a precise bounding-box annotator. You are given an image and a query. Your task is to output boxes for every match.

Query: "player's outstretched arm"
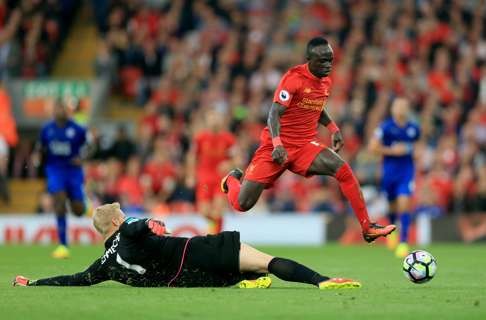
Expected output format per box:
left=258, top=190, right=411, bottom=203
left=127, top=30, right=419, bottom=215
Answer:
left=267, top=102, right=288, bottom=165
left=13, top=259, right=108, bottom=287
left=319, top=109, right=344, bottom=152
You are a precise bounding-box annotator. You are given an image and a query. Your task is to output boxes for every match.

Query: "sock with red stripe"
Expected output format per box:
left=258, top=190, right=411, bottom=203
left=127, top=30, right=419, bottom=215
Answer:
left=335, top=163, right=370, bottom=231
left=227, top=176, right=245, bottom=211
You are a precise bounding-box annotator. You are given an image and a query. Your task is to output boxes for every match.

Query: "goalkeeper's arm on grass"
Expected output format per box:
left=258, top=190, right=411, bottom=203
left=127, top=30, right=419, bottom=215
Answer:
left=13, top=259, right=107, bottom=287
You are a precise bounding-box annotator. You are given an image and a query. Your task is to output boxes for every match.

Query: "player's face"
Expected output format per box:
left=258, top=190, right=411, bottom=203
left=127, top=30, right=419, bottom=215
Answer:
left=391, top=98, right=410, bottom=123
left=53, top=101, right=69, bottom=122
left=206, top=110, right=224, bottom=131
left=307, top=44, right=333, bottom=78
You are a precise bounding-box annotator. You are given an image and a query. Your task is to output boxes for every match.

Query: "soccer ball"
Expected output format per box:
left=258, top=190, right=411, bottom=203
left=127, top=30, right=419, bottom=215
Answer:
left=402, top=250, right=437, bottom=284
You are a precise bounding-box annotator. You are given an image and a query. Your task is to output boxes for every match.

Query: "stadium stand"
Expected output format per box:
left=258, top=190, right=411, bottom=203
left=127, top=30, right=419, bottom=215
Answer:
left=0, top=0, right=80, bottom=78
left=1, top=1, right=485, bottom=241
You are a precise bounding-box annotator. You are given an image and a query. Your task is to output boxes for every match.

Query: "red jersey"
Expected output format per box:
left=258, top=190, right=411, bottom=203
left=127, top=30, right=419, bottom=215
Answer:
left=195, top=131, right=235, bottom=179
left=263, top=63, right=332, bottom=147
left=143, top=160, right=177, bottom=194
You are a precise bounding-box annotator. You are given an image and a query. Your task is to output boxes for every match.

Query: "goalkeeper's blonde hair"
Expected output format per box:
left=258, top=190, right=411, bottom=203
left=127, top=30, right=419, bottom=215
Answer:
left=93, top=202, right=122, bottom=236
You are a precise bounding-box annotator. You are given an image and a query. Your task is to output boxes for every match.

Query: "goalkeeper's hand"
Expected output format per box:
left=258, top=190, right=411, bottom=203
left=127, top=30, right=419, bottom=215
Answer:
left=147, top=219, right=170, bottom=236
left=13, top=275, right=31, bottom=287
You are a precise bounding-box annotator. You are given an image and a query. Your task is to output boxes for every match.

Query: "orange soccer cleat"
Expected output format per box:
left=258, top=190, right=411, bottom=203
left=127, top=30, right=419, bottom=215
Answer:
left=363, top=222, right=396, bottom=243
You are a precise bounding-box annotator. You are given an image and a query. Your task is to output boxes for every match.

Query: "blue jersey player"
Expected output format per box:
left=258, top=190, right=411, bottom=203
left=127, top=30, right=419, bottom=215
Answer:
left=369, top=98, right=420, bottom=258
left=38, top=99, right=87, bottom=258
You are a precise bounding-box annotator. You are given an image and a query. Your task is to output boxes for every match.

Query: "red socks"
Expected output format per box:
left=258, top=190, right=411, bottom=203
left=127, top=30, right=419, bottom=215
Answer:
left=227, top=176, right=245, bottom=211
left=335, top=163, right=370, bottom=231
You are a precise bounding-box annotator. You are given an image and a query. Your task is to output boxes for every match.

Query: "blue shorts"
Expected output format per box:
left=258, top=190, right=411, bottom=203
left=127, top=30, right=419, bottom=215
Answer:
left=45, top=165, right=85, bottom=202
left=381, top=173, right=414, bottom=202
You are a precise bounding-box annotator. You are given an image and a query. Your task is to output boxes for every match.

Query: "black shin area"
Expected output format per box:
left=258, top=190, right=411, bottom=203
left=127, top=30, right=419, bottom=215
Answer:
left=268, top=257, right=329, bottom=286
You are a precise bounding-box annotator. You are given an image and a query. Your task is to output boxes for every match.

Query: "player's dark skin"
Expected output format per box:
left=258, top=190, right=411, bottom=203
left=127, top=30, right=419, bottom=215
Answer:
left=236, top=44, right=345, bottom=210
left=50, top=101, right=85, bottom=217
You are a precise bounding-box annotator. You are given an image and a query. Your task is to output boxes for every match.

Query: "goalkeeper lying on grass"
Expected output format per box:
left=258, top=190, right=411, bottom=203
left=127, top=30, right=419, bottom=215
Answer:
left=13, top=202, right=360, bottom=289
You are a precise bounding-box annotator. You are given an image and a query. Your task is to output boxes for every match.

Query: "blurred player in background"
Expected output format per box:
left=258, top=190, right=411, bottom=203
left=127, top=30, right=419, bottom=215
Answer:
left=34, top=99, right=88, bottom=259
left=369, top=98, right=420, bottom=258
left=187, top=109, right=238, bottom=234
left=221, top=36, right=395, bottom=243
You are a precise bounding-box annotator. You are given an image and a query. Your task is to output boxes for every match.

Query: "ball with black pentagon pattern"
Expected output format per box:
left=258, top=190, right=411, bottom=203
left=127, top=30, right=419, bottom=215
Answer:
left=402, top=250, right=437, bottom=284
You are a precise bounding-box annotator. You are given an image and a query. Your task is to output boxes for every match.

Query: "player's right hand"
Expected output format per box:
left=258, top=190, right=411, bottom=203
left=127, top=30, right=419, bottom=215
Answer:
left=13, top=275, right=30, bottom=287
left=272, top=145, right=288, bottom=165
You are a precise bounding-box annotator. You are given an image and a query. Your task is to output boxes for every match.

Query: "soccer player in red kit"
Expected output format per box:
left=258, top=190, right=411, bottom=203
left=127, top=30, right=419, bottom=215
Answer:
left=221, top=37, right=396, bottom=242
left=187, top=109, right=238, bottom=234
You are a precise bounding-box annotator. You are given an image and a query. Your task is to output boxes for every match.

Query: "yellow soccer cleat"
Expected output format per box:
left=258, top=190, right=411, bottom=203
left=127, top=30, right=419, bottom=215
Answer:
left=387, top=231, right=399, bottom=250
left=319, top=278, right=362, bottom=289
left=395, top=242, right=410, bottom=258
left=237, top=276, right=272, bottom=289
left=51, top=245, right=70, bottom=259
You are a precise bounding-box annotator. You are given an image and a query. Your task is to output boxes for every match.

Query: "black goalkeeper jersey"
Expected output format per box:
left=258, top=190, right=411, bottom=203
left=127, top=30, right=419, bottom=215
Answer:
left=31, top=218, right=249, bottom=287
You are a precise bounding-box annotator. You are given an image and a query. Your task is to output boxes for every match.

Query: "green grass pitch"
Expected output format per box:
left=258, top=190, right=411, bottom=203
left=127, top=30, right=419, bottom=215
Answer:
left=1, top=244, right=485, bottom=320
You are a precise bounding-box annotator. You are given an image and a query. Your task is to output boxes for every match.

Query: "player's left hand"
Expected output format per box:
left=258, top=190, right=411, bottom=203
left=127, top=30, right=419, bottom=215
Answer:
left=331, top=131, right=344, bottom=153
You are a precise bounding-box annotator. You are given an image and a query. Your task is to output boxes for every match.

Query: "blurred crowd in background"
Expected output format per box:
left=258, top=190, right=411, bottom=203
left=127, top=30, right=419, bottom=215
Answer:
left=0, top=0, right=79, bottom=78
left=1, top=1, right=486, bottom=232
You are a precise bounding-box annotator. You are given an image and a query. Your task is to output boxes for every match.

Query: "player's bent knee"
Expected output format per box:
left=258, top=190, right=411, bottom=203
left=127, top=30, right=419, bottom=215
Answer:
left=72, top=207, right=85, bottom=217
left=238, top=198, right=255, bottom=211
left=71, top=203, right=86, bottom=216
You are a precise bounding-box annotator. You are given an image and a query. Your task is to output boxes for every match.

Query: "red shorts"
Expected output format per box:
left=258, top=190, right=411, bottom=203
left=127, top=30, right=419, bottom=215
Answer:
left=244, top=140, right=326, bottom=186
left=196, top=178, right=224, bottom=205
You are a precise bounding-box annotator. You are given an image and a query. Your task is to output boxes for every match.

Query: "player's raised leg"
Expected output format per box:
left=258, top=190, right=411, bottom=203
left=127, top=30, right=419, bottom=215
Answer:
left=307, top=148, right=396, bottom=242
left=239, top=243, right=361, bottom=289
left=222, top=140, right=286, bottom=212
left=221, top=170, right=266, bottom=212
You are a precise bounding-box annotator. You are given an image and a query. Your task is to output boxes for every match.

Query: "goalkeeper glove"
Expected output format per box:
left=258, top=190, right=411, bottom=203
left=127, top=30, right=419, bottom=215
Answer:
left=147, top=219, right=168, bottom=236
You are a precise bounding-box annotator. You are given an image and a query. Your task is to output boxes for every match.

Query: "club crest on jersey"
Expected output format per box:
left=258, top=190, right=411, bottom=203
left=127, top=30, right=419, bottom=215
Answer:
left=279, top=90, right=290, bottom=102
left=66, top=127, right=75, bottom=139
left=407, top=127, right=416, bottom=138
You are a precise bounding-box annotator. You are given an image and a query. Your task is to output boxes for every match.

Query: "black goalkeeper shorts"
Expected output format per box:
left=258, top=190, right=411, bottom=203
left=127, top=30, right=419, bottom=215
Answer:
left=185, top=231, right=241, bottom=273
left=169, top=231, right=249, bottom=287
